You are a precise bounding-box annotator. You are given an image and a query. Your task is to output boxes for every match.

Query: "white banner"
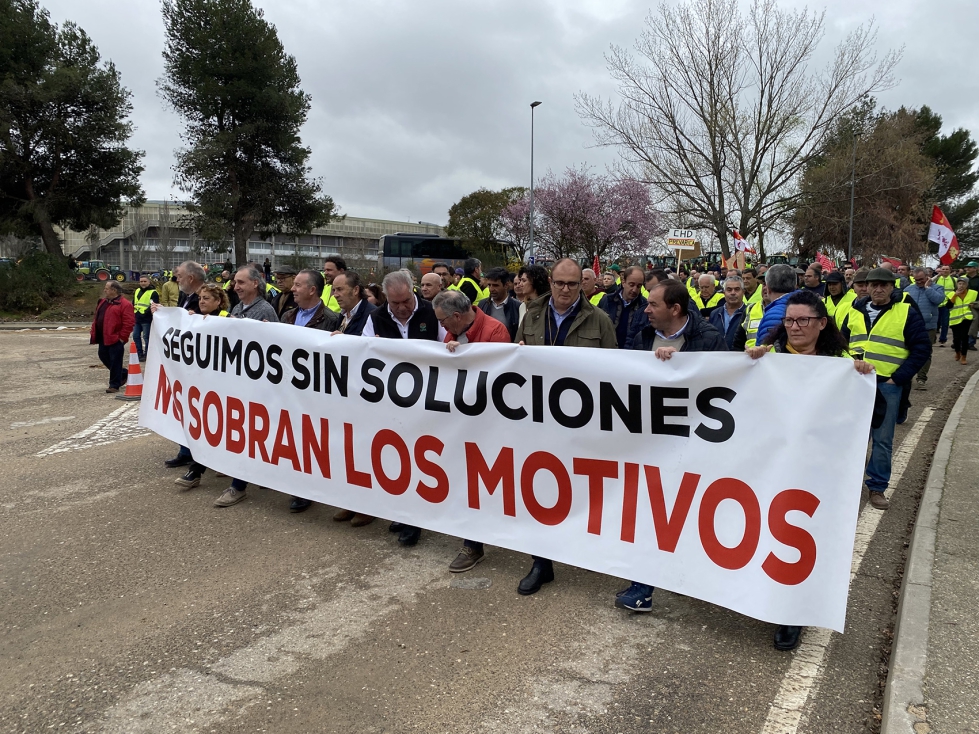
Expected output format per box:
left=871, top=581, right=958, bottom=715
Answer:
left=140, top=308, right=876, bottom=631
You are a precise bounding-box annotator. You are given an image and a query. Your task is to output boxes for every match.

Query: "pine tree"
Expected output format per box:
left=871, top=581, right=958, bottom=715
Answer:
left=0, top=0, right=144, bottom=257
left=160, top=0, right=336, bottom=266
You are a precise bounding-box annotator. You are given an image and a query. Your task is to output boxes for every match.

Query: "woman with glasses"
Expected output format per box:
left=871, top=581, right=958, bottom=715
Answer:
left=746, top=290, right=873, bottom=652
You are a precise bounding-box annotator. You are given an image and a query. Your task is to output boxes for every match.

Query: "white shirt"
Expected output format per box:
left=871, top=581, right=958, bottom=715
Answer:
left=361, top=295, right=448, bottom=341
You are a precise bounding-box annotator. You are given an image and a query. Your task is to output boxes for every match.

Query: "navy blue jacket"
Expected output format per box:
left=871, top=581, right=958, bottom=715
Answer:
left=708, top=302, right=747, bottom=350
left=601, top=289, right=649, bottom=349
left=631, top=307, right=728, bottom=353
left=343, top=300, right=377, bottom=336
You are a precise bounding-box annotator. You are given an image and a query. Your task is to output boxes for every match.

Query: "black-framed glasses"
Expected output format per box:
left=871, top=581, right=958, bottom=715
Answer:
left=552, top=280, right=581, bottom=290
left=782, top=316, right=823, bottom=328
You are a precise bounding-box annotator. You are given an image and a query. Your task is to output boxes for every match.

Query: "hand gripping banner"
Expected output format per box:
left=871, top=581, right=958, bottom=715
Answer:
left=140, top=308, right=876, bottom=631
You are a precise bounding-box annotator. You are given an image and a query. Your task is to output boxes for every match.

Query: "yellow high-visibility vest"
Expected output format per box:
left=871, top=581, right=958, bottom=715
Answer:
left=134, top=288, right=156, bottom=315
left=457, top=276, right=489, bottom=304
left=825, top=290, right=856, bottom=330
left=936, top=275, right=957, bottom=306
left=691, top=292, right=724, bottom=312
left=745, top=286, right=763, bottom=306
left=949, top=290, right=977, bottom=326
left=744, top=300, right=764, bottom=348
left=845, top=302, right=912, bottom=377
left=588, top=292, right=606, bottom=307
left=319, top=283, right=341, bottom=312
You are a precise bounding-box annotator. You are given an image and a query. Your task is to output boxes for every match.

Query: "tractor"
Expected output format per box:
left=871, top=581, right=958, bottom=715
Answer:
left=75, top=260, right=128, bottom=282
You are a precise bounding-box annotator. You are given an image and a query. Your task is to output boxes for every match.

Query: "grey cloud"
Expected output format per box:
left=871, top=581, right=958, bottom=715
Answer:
left=40, top=0, right=979, bottom=227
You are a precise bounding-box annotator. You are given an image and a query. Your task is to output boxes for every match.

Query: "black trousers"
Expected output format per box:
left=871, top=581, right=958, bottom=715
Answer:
left=951, top=321, right=971, bottom=355
left=98, top=342, right=126, bottom=388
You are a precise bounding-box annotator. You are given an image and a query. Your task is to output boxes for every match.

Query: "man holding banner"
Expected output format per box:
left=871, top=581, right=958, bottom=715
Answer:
left=618, top=278, right=727, bottom=612
left=513, top=258, right=617, bottom=594
left=364, top=270, right=446, bottom=547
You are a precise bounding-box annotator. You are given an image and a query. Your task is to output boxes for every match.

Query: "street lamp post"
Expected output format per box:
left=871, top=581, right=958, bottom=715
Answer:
left=847, top=132, right=860, bottom=263
left=528, top=101, right=542, bottom=263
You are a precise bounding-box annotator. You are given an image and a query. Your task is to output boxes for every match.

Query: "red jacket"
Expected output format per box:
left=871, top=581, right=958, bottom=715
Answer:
left=90, top=296, right=135, bottom=346
left=444, top=306, right=512, bottom=344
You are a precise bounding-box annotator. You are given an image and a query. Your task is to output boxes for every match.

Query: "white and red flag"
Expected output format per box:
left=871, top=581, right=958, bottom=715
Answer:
left=592, top=254, right=600, bottom=275
left=928, top=206, right=960, bottom=266
left=732, top=230, right=755, bottom=254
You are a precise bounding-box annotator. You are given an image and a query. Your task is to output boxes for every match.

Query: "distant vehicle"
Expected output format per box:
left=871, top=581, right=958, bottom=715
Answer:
left=767, top=253, right=802, bottom=267
left=378, top=234, right=471, bottom=275
left=75, top=260, right=127, bottom=282
left=206, top=263, right=228, bottom=283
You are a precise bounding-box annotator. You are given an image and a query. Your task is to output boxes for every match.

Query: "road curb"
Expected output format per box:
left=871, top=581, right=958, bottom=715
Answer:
left=0, top=323, right=89, bottom=330
left=881, top=368, right=979, bottom=734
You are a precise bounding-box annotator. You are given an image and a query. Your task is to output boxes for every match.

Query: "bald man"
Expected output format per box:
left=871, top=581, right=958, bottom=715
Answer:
left=419, top=272, right=442, bottom=301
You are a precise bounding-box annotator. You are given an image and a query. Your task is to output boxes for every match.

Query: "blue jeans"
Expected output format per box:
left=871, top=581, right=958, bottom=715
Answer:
left=938, top=306, right=950, bottom=342
left=866, top=382, right=902, bottom=493
left=133, top=321, right=152, bottom=359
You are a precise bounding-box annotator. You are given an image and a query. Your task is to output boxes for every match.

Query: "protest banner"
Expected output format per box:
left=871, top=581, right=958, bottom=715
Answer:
left=140, top=308, right=876, bottom=631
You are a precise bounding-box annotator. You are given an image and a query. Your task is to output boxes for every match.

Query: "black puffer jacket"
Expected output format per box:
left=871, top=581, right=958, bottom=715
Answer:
left=631, top=307, right=728, bottom=353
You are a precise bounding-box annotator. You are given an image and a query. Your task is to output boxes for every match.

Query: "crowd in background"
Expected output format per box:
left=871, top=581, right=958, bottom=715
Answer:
left=88, top=251, right=976, bottom=652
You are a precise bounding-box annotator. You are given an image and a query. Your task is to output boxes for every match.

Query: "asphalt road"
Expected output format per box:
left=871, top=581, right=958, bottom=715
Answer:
left=0, top=329, right=972, bottom=734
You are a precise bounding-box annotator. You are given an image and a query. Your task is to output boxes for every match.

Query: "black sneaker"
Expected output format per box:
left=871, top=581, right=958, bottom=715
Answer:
left=164, top=454, right=192, bottom=468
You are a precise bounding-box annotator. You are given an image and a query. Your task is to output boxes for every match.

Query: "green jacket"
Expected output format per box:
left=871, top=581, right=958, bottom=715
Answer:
left=515, top=293, right=618, bottom=349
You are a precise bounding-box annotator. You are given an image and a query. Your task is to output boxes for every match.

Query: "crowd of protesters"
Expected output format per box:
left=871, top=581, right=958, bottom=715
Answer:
left=90, top=252, right=978, bottom=652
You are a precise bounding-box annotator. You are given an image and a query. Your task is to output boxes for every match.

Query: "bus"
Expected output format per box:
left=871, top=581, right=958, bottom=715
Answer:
left=378, top=233, right=471, bottom=275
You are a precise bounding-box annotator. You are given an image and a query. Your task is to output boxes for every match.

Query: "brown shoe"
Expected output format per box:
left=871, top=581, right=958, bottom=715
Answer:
left=868, top=492, right=889, bottom=510
left=350, top=513, right=375, bottom=527
left=105, top=387, right=119, bottom=393
left=955, top=351, right=961, bottom=361
left=333, top=508, right=354, bottom=522
left=961, top=356, right=968, bottom=365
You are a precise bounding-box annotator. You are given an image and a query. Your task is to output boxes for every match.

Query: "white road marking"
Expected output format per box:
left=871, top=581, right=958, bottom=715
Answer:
left=97, top=553, right=447, bottom=734
left=760, top=407, right=936, bottom=734
left=10, top=416, right=75, bottom=429
left=35, top=403, right=150, bottom=457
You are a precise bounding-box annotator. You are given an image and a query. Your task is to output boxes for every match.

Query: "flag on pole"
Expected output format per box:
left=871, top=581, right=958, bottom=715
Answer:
left=880, top=256, right=902, bottom=268
left=592, top=254, right=600, bottom=275
left=928, top=206, right=960, bottom=266
left=732, top=230, right=755, bottom=254
left=816, top=252, right=835, bottom=272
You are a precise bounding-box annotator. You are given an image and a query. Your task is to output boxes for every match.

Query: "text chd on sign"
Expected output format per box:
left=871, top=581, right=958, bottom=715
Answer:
left=141, top=309, right=876, bottom=631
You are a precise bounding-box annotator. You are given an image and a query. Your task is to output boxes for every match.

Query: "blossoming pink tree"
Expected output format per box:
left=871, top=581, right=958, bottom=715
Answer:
left=501, top=165, right=662, bottom=265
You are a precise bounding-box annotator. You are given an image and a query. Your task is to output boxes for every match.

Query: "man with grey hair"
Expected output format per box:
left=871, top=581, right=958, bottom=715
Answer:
left=207, top=266, right=280, bottom=509
left=174, top=260, right=207, bottom=312
left=230, top=265, right=278, bottom=322
left=753, top=264, right=798, bottom=345
left=364, top=270, right=446, bottom=547
left=708, top=276, right=747, bottom=349
left=435, top=289, right=510, bottom=351
left=432, top=288, right=511, bottom=573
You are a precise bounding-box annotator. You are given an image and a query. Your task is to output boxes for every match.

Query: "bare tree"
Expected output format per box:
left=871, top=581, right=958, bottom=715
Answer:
left=576, top=0, right=901, bottom=259
left=128, top=208, right=150, bottom=271
left=187, top=225, right=205, bottom=263
left=157, top=199, right=177, bottom=271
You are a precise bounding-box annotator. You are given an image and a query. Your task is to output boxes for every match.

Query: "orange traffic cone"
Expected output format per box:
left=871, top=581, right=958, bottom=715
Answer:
left=116, top=340, right=143, bottom=401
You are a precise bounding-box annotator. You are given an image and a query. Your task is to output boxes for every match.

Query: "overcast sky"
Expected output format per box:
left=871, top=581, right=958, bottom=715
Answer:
left=41, top=0, right=979, bottom=228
